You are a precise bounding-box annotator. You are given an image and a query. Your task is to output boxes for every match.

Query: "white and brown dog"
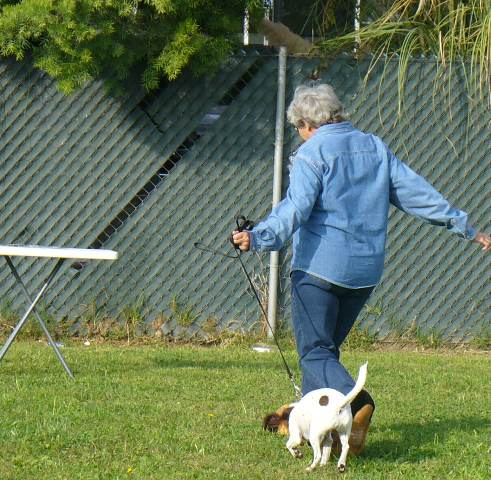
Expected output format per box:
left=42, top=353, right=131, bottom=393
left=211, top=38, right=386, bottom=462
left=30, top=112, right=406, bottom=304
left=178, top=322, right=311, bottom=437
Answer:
left=286, top=362, right=368, bottom=473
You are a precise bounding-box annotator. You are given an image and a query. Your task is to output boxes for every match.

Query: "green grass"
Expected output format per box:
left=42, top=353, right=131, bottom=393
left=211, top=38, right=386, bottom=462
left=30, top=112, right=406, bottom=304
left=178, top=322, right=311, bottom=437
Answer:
left=0, top=342, right=489, bottom=479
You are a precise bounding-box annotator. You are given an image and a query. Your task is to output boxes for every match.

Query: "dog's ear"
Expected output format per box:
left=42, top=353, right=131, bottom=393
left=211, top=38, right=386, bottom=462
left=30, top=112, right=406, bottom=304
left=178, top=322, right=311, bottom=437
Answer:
left=276, top=403, right=293, bottom=419
left=263, top=413, right=281, bottom=432
left=319, top=395, right=329, bottom=406
left=277, top=419, right=290, bottom=436
left=277, top=405, right=294, bottom=419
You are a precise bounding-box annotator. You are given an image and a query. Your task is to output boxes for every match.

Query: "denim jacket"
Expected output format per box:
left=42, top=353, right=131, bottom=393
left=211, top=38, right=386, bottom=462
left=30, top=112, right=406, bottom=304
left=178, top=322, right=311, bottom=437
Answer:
left=250, top=122, right=476, bottom=288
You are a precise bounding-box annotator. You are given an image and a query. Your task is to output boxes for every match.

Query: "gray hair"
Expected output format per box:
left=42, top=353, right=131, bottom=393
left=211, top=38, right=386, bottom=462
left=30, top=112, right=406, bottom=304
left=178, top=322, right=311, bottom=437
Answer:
left=286, top=84, right=347, bottom=128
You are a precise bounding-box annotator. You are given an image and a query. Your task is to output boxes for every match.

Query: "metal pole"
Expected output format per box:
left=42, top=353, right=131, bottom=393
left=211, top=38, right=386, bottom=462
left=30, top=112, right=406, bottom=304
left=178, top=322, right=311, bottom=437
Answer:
left=3, top=257, right=74, bottom=378
left=354, top=0, right=361, bottom=53
left=267, top=46, right=287, bottom=337
left=243, top=8, right=249, bottom=46
left=0, top=258, right=65, bottom=362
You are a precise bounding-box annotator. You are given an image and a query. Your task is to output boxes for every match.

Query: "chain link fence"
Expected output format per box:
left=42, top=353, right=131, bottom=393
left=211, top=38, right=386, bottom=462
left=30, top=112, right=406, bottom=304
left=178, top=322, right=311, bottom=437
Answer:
left=0, top=51, right=489, bottom=341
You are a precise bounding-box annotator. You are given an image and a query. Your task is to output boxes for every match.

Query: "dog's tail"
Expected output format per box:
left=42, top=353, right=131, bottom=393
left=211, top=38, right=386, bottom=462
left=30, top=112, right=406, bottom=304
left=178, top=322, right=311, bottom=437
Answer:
left=339, top=362, right=368, bottom=410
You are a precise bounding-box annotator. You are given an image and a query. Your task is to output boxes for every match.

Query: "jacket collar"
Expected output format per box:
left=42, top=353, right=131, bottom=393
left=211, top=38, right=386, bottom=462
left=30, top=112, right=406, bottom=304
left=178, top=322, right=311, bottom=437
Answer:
left=314, top=121, right=354, bottom=135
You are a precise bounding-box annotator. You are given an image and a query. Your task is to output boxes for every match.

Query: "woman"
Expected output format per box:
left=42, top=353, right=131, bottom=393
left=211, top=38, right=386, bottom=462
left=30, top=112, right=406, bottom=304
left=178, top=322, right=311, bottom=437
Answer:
left=232, top=84, right=490, bottom=453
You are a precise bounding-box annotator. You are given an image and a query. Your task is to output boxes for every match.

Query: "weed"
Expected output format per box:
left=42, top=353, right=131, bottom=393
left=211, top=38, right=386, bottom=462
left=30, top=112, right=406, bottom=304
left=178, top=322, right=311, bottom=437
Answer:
left=201, top=316, right=219, bottom=337
left=72, top=298, right=147, bottom=342
left=365, top=301, right=384, bottom=316
left=469, top=325, right=491, bottom=349
left=0, top=299, right=59, bottom=340
left=2, top=294, right=487, bottom=352
left=150, top=314, right=168, bottom=338
left=169, top=295, right=200, bottom=327
left=75, top=300, right=118, bottom=339
left=344, top=325, right=377, bottom=350
left=119, top=293, right=149, bottom=343
left=0, top=299, right=19, bottom=336
left=386, top=319, right=445, bottom=349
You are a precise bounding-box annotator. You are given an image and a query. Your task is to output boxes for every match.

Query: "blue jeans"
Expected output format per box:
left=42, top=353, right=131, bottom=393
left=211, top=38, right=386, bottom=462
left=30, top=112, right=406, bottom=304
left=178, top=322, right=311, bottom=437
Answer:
left=291, top=270, right=374, bottom=396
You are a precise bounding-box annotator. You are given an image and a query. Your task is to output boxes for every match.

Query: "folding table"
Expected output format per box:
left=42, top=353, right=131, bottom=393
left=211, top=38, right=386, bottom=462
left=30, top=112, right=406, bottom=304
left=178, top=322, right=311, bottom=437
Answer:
left=0, top=245, right=118, bottom=378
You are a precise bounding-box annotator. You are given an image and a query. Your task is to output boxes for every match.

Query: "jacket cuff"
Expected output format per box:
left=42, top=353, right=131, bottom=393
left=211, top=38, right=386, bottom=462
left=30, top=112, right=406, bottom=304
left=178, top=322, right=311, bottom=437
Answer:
left=249, top=231, right=259, bottom=251
left=464, top=225, right=477, bottom=241
left=449, top=218, right=477, bottom=240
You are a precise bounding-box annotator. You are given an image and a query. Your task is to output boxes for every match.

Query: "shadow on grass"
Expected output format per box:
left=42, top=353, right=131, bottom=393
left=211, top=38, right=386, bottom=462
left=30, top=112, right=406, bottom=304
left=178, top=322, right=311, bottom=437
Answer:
left=363, top=415, right=483, bottom=463
left=153, top=356, right=283, bottom=372
left=0, top=350, right=287, bottom=379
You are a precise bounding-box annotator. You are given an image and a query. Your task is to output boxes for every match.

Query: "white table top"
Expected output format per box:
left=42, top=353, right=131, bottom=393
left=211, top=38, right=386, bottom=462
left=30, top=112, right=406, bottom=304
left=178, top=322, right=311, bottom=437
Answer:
left=0, top=245, right=118, bottom=260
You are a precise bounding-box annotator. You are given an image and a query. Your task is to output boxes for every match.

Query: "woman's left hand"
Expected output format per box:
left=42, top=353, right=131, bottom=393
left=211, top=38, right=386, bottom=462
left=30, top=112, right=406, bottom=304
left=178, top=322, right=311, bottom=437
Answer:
left=473, top=231, right=491, bottom=252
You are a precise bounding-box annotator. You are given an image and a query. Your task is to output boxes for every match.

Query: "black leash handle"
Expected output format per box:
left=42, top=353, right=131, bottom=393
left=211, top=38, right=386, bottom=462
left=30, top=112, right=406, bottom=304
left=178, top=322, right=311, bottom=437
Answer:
left=236, top=215, right=256, bottom=233
left=229, top=215, right=255, bottom=247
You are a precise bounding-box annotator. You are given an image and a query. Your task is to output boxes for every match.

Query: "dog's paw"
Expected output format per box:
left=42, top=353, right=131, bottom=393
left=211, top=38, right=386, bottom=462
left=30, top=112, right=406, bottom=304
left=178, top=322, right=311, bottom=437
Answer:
left=293, top=448, right=303, bottom=459
left=287, top=446, right=303, bottom=459
left=337, top=463, right=346, bottom=473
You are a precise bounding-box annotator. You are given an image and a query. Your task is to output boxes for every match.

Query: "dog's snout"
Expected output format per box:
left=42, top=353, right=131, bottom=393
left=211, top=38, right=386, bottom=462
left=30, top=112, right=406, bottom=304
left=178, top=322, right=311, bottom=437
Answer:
left=319, top=395, right=329, bottom=406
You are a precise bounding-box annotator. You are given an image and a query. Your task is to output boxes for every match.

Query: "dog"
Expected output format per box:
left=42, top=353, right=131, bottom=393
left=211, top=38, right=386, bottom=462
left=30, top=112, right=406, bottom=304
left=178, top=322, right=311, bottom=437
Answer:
left=286, top=362, right=368, bottom=473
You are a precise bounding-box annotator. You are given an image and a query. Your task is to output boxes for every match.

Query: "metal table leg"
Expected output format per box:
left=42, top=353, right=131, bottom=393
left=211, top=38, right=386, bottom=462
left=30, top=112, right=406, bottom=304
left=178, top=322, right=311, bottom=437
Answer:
left=0, top=257, right=74, bottom=378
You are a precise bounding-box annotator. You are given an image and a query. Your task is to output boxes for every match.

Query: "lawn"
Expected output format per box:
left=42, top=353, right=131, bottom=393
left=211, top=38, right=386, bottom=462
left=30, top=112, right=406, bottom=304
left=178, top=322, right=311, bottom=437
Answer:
left=0, top=342, right=489, bottom=479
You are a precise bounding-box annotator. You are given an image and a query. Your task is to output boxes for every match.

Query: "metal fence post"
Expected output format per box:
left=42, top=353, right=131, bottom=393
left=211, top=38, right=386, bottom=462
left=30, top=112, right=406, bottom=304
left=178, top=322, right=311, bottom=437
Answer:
left=267, top=46, right=287, bottom=337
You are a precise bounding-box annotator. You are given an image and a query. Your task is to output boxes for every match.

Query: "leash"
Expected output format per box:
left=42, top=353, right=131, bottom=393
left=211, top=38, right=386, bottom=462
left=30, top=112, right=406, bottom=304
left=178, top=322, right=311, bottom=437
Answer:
left=194, top=216, right=301, bottom=399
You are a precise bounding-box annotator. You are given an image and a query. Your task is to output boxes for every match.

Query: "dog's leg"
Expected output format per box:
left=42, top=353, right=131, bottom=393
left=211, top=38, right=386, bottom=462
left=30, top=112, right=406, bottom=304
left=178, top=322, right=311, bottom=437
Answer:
left=337, top=430, right=350, bottom=473
left=286, top=425, right=303, bottom=459
left=320, top=432, right=333, bottom=466
left=286, top=438, right=303, bottom=459
left=306, top=433, right=323, bottom=472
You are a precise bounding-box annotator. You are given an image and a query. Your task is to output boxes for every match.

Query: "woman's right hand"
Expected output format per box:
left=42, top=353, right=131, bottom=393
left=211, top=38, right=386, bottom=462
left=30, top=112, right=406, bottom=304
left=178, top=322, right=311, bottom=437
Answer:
left=473, top=231, right=491, bottom=252
left=231, top=231, right=251, bottom=252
